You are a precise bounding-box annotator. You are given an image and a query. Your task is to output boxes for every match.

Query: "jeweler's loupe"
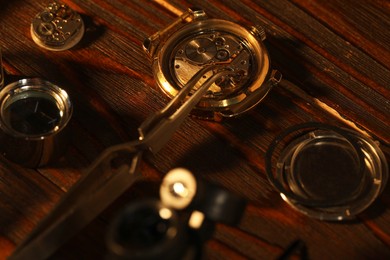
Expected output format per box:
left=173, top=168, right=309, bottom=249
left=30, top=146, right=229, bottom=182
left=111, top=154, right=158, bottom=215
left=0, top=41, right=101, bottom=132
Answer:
left=107, top=169, right=246, bottom=259
left=106, top=199, right=188, bottom=260
left=0, top=78, right=72, bottom=167
left=266, top=123, right=388, bottom=221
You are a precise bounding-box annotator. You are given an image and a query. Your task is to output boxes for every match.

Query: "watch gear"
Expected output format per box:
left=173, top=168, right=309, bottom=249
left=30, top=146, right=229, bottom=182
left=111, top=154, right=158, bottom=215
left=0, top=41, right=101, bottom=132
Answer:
left=31, top=1, right=85, bottom=51
left=143, top=8, right=281, bottom=120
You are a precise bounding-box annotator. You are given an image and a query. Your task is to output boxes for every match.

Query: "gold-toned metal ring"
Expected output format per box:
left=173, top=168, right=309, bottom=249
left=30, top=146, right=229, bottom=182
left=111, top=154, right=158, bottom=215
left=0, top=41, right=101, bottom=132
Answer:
left=144, top=9, right=281, bottom=120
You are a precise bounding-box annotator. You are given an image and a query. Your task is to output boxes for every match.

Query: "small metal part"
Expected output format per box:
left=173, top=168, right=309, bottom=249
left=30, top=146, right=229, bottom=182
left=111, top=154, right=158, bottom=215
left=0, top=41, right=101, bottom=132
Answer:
left=250, top=25, right=267, bottom=41
left=0, top=78, right=72, bottom=167
left=143, top=9, right=280, bottom=120
left=31, top=1, right=84, bottom=51
left=185, top=38, right=217, bottom=63
left=160, top=168, right=197, bottom=210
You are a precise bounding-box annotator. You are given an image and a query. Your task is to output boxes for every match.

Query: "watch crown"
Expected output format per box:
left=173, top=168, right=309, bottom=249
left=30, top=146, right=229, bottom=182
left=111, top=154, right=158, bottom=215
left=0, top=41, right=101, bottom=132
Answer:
left=142, top=38, right=153, bottom=57
left=188, top=7, right=207, bottom=20
left=250, top=25, right=266, bottom=41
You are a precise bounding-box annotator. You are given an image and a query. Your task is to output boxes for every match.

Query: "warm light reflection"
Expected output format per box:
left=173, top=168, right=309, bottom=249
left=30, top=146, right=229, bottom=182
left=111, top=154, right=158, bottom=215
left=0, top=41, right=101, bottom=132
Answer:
left=171, top=182, right=189, bottom=198
left=159, top=207, right=173, bottom=220
left=188, top=210, right=205, bottom=229
left=280, top=193, right=288, bottom=202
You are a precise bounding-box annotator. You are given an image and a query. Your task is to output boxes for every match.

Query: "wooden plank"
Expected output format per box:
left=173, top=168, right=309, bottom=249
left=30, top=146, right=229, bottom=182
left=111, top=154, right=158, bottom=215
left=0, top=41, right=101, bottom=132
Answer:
left=289, top=0, right=390, bottom=69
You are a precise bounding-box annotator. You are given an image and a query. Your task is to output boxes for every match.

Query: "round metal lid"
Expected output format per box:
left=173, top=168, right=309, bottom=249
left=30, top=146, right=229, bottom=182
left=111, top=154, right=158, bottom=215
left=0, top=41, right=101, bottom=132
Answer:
left=265, top=123, right=388, bottom=221
left=0, top=78, right=72, bottom=139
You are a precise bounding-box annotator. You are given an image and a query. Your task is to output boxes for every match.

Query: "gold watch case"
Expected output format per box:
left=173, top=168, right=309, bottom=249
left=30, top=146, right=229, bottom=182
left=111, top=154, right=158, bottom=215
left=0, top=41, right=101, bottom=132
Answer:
left=143, top=8, right=281, bottom=120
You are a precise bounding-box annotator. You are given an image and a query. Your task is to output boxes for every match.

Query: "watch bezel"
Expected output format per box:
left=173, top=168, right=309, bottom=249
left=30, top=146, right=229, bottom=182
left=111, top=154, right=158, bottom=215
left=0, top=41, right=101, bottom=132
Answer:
left=146, top=14, right=278, bottom=119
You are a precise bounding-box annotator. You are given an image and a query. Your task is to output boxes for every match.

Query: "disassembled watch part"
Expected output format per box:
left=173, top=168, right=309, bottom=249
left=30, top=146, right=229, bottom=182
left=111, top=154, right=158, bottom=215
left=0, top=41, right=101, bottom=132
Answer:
left=0, top=78, right=72, bottom=167
left=31, top=1, right=85, bottom=51
left=266, top=123, right=388, bottom=221
left=144, top=8, right=281, bottom=120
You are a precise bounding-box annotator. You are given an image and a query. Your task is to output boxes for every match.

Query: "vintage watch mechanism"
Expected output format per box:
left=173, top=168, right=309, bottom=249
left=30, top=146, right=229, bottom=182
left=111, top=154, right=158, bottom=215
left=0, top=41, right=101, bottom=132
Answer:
left=144, top=8, right=281, bottom=120
left=31, top=1, right=85, bottom=51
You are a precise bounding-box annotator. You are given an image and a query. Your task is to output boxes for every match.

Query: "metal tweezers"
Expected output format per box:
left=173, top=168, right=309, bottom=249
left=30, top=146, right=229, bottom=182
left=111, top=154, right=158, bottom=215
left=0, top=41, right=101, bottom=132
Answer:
left=9, top=65, right=234, bottom=259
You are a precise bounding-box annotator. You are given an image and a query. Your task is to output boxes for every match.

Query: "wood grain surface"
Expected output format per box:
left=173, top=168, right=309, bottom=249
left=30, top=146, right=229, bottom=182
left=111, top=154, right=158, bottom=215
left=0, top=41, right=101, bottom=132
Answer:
left=0, top=0, right=389, bottom=259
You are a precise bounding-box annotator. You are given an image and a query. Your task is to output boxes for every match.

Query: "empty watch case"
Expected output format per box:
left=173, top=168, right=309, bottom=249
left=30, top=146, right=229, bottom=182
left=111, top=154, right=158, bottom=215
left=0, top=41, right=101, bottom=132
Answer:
left=143, top=8, right=281, bottom=120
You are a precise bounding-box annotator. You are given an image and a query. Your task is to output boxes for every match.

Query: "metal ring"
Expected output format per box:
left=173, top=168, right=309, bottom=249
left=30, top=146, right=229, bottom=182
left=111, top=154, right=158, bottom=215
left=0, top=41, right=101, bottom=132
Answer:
left=265, top=122, right=366, bottom=208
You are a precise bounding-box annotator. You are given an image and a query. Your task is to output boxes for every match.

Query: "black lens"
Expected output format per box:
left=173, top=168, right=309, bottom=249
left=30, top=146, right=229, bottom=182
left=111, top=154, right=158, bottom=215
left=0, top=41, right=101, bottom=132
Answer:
left=3, top=92, right=61, bottom=135
left=115, top=206, right=172, bottom=249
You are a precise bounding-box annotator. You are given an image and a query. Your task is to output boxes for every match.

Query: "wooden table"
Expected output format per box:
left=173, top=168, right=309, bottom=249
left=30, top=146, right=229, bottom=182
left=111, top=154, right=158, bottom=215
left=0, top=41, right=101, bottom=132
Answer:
left=0, top=0, right=389, bottom=259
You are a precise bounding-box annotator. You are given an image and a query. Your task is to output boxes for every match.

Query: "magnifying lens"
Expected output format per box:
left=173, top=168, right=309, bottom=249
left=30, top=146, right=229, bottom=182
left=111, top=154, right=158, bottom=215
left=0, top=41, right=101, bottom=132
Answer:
left=106, top=199, right=189, bottom=260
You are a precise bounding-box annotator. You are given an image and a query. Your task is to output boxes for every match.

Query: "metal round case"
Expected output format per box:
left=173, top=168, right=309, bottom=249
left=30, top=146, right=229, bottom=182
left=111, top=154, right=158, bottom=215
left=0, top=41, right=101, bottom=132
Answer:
left=265, top=123, right=388, bottom=221
left=31, top=1, right=85, bottom=51
left=144, top=9, right=281, bottom=120
left=0, top=78, right=72, bottom=167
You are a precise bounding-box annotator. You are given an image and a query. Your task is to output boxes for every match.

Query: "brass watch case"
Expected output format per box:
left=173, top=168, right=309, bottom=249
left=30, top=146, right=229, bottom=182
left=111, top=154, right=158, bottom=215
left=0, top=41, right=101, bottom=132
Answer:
left=144, top=9, right=281, bottom=120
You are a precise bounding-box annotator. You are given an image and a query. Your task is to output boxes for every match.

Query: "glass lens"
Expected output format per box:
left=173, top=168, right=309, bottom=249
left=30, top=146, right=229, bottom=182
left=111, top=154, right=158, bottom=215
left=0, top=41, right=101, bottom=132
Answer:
left=266, top=124, right=388, bottom=220
left=3, top=91, right=61, bottom=135
left=288, top=136, right=362, bottom=204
